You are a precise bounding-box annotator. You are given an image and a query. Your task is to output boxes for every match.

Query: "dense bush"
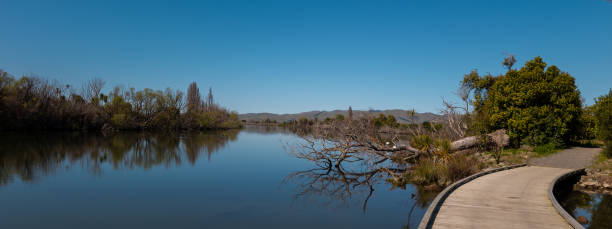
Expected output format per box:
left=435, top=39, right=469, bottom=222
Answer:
left=578, top=105, right=599, bottom=141
left=372, top=114, right=399, bottom=128
left=594, top=90, right=612, bottom=157
left=533, top=143, right=559, bottom=156
left=0, top=70, right=241, bottom=131
left=462, top=57, right=582, bottom=147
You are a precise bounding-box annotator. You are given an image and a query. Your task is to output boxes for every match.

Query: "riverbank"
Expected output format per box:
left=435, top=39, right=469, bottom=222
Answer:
left=577, top=153, right=612, bottom=194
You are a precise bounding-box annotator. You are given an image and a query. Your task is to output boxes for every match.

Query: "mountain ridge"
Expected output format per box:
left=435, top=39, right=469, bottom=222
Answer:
left=239, top=109, right=443, bottom=124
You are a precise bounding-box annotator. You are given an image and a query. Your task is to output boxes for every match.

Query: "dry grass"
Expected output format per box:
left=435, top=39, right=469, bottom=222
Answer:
left=409, top=154, right=486, bottom=187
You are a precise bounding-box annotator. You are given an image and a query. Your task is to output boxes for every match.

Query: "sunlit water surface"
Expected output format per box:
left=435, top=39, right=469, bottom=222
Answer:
left=0, top=126, right=435, bottom=228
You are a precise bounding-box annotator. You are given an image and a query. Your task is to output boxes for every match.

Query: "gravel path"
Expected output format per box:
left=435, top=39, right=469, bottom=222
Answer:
left=528, top=147, right=601, bottom=169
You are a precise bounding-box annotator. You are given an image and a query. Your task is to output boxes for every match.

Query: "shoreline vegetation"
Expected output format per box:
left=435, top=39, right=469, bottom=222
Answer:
left=0, top=70, right=242, bottom=131
left=1, top=56, right=610, bottom=193
left=283, top=56, right=611, bottom=192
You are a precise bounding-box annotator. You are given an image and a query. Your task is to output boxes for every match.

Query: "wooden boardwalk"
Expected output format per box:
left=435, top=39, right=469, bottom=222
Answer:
left=431, top=166, right=573, bottom=229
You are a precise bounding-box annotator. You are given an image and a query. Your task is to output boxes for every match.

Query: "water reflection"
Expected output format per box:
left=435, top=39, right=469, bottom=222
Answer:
left=0, top=130, right=239, bottom=187
left=241, top=125, right=295, bottom=135
left=560, top=190, right=612, bottom=229
left=283, top=127, right=439, bottom=228
left=284, top=163, right=437, bottom=215
left=0, top=127, right=436, bottom=228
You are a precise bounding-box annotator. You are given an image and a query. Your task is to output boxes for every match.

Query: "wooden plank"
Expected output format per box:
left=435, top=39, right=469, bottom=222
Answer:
left=432, top=166, right=573, bottom=229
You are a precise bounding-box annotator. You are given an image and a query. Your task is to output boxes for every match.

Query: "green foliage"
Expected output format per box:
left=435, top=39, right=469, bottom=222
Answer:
left=411, top=135, right=434, bottom=153
left=335, top=114, right=344, bottom=121
left=533, top=143, right=559, bottom=157
left=462, top=57, right=582, bottom=147
left=578, top=105, right=599, bottom=140
left=594, top=89, right=612, bottom=157
left=190, top=109, right=241, bottom=130
left=372, top=114, right=399, bottom=128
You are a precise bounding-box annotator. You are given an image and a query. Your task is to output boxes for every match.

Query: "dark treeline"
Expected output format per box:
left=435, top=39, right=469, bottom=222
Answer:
left=0, top=130, right=239, bottom=187
left=0, top=70, right=241, bottom=131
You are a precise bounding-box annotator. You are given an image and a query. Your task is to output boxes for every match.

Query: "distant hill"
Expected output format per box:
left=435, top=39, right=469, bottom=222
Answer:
left=239, top=109, right=443, bottom=124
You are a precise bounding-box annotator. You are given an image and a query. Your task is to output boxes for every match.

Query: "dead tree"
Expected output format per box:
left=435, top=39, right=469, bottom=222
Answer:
left=287, top=118, right=509, bottom=170
left=450, top=129, right=509, bottom=151
left=82, top=78, right=105, bottom=102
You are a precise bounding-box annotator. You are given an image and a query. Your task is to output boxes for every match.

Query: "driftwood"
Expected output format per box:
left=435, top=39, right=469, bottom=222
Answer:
left=286, top=122, right=511, bottom=214
left=449, top=129, right=509, bottom=151
left=289, top=117, right=510, bottom=173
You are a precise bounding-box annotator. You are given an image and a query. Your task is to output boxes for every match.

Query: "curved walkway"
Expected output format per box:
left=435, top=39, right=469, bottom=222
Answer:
left=529, top=147, right=601, bottom=169
left=427, top=147, right=599, bottom=229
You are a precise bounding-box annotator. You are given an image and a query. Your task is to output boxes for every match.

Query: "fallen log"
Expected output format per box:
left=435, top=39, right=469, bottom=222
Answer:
left=395, top=129, right=510, bottom=154
left=451, top=129, right=510, bottom=151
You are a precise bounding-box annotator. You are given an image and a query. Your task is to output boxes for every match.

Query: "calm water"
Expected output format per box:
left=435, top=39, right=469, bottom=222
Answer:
left=0, top=126, right=436, bottom=229
left=559, top=190, right=612, bottom=229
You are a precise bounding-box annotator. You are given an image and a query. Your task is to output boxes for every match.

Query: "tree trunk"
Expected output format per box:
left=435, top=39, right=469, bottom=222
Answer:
left=450, top=129, right=509, bottom=151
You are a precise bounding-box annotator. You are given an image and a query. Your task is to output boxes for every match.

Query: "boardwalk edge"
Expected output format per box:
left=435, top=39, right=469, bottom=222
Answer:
left=548, top=168, right=587, bottom=229
left=417, top=163, right=527, bottom=229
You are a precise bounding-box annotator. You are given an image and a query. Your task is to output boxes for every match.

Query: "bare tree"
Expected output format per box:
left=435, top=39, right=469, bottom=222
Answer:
left=287, top=118, right=509, bottom=171
left=205, top=87, right=214, bottom=111
left=502, top=53, right=516, bottom=70
left=441, top=98, right=469, bottom=140
left=186, top=82, right=201, bottom=113
left=286, top=119, right=423, bottom=175
left=82, top=78, right=105, bottom=103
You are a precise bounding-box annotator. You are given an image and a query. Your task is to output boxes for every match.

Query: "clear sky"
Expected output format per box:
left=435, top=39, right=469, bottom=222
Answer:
left=1, top=0, right=611, bottom=114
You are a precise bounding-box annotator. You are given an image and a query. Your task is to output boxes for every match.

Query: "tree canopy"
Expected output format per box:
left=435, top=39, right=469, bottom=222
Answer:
left=594, top=89, right=612, bottom=157
left=462, top=57, right=582, bottom=146
left=0, top=70, right=241, bottom=131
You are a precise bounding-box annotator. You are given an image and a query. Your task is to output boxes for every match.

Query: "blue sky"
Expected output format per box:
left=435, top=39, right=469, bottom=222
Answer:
left=1, top=0, right=611, bottom=114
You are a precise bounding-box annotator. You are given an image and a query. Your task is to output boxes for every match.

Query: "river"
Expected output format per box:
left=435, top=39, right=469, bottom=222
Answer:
left=0, top=126, right=436, bottom=228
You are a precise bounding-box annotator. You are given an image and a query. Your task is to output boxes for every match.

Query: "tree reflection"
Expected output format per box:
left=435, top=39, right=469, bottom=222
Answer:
left=284, top=151, right=437, bottom=216
left=560, top=190, right=612, bottom=229
left=284, top=120, right=441, bottom=228
left=284, top=162, right=384, bottom=212
left=0, top=130, right=239, bottom=187
left=590, top=194, right=612, bottom=229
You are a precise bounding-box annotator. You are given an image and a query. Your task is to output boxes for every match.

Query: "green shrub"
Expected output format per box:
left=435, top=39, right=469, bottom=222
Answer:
left=462, top=57, right=582, bottom=147
left=533, top=143, right=559, bottom=156
left=372, top=114, right=399, bottom=128
left=578, top=105, right=598, bottom=141
left=411, top=135, right=434, bottom=153
left=594, top=89, right=612, bottom=157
